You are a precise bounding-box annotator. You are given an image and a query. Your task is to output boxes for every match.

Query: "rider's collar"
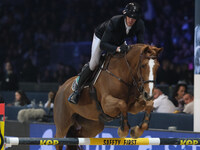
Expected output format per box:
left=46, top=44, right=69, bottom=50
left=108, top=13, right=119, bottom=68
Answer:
left=124, top=19, right=132, bottom=34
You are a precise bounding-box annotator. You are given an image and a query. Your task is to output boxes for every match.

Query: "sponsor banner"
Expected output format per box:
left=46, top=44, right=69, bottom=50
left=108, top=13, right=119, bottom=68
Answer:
left=30, top=123, right=200, bottom=150
left=0, top=121, right=5, bottom=150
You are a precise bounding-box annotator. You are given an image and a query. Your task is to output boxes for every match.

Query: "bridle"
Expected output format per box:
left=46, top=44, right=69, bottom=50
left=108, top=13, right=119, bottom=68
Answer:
left=124, top=52, right=157, bottom=94
left=104, top=50, right=157, bottom=98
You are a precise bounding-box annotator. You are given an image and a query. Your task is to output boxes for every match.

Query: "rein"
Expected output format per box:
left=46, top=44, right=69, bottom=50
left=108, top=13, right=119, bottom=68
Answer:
left=102, top=50, right=157, bottom=96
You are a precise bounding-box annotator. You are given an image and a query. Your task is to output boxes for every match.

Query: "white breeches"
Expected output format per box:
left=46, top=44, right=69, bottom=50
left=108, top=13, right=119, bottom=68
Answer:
left=89, top=34, right=101, bottom=71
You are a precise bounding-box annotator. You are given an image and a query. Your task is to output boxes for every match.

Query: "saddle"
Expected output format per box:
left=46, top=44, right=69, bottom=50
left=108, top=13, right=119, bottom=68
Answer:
left=72, top=54, right=110, bottom=91
left=71, top=54, right=118, bottom=122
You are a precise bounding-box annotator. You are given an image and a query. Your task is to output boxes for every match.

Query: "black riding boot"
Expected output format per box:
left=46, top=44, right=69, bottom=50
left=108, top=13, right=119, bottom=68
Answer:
left=68, top=65, right=93, bottom=104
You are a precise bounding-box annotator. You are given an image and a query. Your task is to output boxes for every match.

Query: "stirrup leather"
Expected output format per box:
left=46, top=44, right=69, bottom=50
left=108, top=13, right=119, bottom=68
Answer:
left=68, top=90, right=80, bottom=104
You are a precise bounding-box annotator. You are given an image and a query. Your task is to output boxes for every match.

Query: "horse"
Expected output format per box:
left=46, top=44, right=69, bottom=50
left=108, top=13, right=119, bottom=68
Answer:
left=54, top=44, right=162, bottom=150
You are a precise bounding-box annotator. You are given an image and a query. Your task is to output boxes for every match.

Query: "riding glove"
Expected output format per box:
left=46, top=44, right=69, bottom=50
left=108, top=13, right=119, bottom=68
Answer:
left=120, top=44, right=128, bottom=53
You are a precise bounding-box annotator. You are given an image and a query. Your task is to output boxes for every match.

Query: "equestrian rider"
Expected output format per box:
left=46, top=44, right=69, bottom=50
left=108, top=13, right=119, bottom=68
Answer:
left=68, top=2, right=145, bottom=104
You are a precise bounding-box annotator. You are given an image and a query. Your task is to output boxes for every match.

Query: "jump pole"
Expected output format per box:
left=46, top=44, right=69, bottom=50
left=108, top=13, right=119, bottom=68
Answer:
left=1, top=101, right=200, bottom=148
left=0, top=122, right=4, bottom=150
left=4, top=137, right=200, bottom=146
left=0, top=103, right=5, bottom=150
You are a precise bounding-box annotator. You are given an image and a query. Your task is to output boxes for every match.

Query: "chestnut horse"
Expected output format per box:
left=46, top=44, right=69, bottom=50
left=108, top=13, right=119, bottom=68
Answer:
left=54, top=44, right=162, bottom=150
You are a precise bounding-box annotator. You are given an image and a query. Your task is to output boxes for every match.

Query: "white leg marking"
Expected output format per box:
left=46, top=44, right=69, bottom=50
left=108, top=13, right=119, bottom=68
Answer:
left=148, top=59, right=155, bottom=96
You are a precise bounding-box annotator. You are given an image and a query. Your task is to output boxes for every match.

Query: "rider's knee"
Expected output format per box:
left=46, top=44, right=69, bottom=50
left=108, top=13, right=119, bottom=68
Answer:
left=89, top=61, right=99, bottom=71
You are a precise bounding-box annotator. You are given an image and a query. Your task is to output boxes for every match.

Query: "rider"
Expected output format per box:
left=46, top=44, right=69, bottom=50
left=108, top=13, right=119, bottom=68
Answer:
left=68, top=2, right=145, bottom=104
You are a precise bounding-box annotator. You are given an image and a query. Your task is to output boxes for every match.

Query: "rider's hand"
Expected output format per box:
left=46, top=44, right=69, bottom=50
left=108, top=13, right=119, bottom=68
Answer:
left=116, top=47, right=121, bottom=52
left=120, top=44, right=128, bottom=53
left=116, top=45, right=128, bottom=53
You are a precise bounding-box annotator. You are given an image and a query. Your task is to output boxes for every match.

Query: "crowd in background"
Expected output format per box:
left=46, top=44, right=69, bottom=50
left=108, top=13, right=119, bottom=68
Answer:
left=0, top=81, right=194, bottom=122
left=0, top=0, right=194, bottom=88
left=153, top=82, right=194, bottom=114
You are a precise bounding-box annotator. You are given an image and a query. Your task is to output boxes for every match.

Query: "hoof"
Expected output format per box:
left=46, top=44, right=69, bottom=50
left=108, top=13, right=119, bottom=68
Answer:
left=130, top=126, right=142, bottom=138
left=117, top=127, right=129, bottom=138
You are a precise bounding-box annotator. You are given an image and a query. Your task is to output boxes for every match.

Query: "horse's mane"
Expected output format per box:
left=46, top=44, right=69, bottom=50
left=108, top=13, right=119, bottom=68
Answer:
left=128, top=44, right=159, bottom=56
left=112, top=43, right=160, bottom=58
left=129, top=43, right=147, bottom=48
left=128, top=44, right=146, bottom=53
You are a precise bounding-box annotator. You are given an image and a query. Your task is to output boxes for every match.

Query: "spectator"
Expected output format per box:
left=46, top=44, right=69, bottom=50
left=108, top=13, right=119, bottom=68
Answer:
left=171, top=81, right=187, bottom=112
left=0, top=0, right=195, bottom=84
left=1, top=61, right=18, bottom=91
left=153, top=88, right=176, bottom=113
left=44, top=91, right=55, bottom=109
left=183, top=93, right=194, bottom=114
left=7, top=90, right=30, bottom=107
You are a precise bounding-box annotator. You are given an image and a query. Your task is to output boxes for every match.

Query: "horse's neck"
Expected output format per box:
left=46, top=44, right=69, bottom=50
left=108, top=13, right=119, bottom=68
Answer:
left=126, top=48, right=141, bottom=75
left=109, top=55, right=129, bottom=76
left=106, top=49, right=140, bottom=86
left=107, top=52, right=141, bottom=104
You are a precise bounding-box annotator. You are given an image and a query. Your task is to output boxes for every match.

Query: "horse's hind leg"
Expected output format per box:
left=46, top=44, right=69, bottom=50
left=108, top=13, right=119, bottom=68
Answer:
left=55, top=117, right=73, bottom=150
left=76, top=115, right=104, bottom=137
left=54, top=99, right=74, bottom=149
left=130, top=100, right=153, bottom=138
left=66, top=116, right=104, bottom=150
left=65, top=125, right=81, bottom=150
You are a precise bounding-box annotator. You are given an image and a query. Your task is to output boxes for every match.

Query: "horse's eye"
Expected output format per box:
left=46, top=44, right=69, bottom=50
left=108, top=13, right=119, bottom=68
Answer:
left=141, top=64, right=145, bottom=68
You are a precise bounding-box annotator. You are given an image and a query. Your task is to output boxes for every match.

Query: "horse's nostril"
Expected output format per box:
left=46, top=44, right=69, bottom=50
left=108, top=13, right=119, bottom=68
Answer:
left=150, top=96, right=154, bottom=100
left=144, top=92, right=148, bottom=99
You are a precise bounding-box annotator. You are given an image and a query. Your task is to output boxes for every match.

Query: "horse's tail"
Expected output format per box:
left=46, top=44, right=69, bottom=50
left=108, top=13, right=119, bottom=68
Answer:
left=66, top=125, right=83, bottom=150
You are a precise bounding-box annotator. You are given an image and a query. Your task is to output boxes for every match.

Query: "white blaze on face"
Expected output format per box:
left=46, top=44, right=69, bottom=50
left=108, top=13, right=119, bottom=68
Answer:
left=148, top=59, right=155, bottom=96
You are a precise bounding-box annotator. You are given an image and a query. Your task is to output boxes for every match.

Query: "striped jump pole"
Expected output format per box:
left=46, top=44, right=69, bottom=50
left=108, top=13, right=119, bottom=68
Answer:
left=0, top=103, right=5, bottom=150
left=4, top=137, right=200, bottom=147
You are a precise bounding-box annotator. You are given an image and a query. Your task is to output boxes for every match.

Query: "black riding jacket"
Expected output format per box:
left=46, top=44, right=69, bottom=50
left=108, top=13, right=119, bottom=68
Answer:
left=94, top=15, right=145, bottom=53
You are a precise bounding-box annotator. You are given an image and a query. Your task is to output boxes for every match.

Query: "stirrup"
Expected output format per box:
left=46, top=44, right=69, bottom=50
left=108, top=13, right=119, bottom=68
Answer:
left=72, top=76, right=80, bottom=91
left=68, top=90, right=80, bottom=104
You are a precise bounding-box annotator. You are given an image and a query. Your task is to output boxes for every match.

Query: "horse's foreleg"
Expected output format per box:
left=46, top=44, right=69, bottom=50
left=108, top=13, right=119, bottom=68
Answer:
left=128, top=99, right=146, bottom=114
left=130, top=100, right=153, bottom=138
left=117, top=113, right=130, bottom=138
left=103, top=95, right=130, bottom=138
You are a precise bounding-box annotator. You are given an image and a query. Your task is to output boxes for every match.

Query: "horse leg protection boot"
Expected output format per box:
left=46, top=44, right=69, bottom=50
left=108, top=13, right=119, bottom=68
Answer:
left=68, top=65, right=93, bottom=104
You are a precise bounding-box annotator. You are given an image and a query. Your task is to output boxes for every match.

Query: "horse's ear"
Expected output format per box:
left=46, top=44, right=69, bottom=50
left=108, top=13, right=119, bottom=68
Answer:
left=155, top=47, right=163, bottom=56
left=141, top=45, right=150, bottom=54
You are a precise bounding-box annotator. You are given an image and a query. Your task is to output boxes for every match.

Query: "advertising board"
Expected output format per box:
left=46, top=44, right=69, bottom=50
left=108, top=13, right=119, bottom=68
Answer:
left=30, top=123, right=200, bottom=150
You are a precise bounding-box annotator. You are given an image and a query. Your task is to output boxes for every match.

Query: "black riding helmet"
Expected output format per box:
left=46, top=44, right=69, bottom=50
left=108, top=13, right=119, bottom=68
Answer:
left=123, top=2, right=141, bottom=19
